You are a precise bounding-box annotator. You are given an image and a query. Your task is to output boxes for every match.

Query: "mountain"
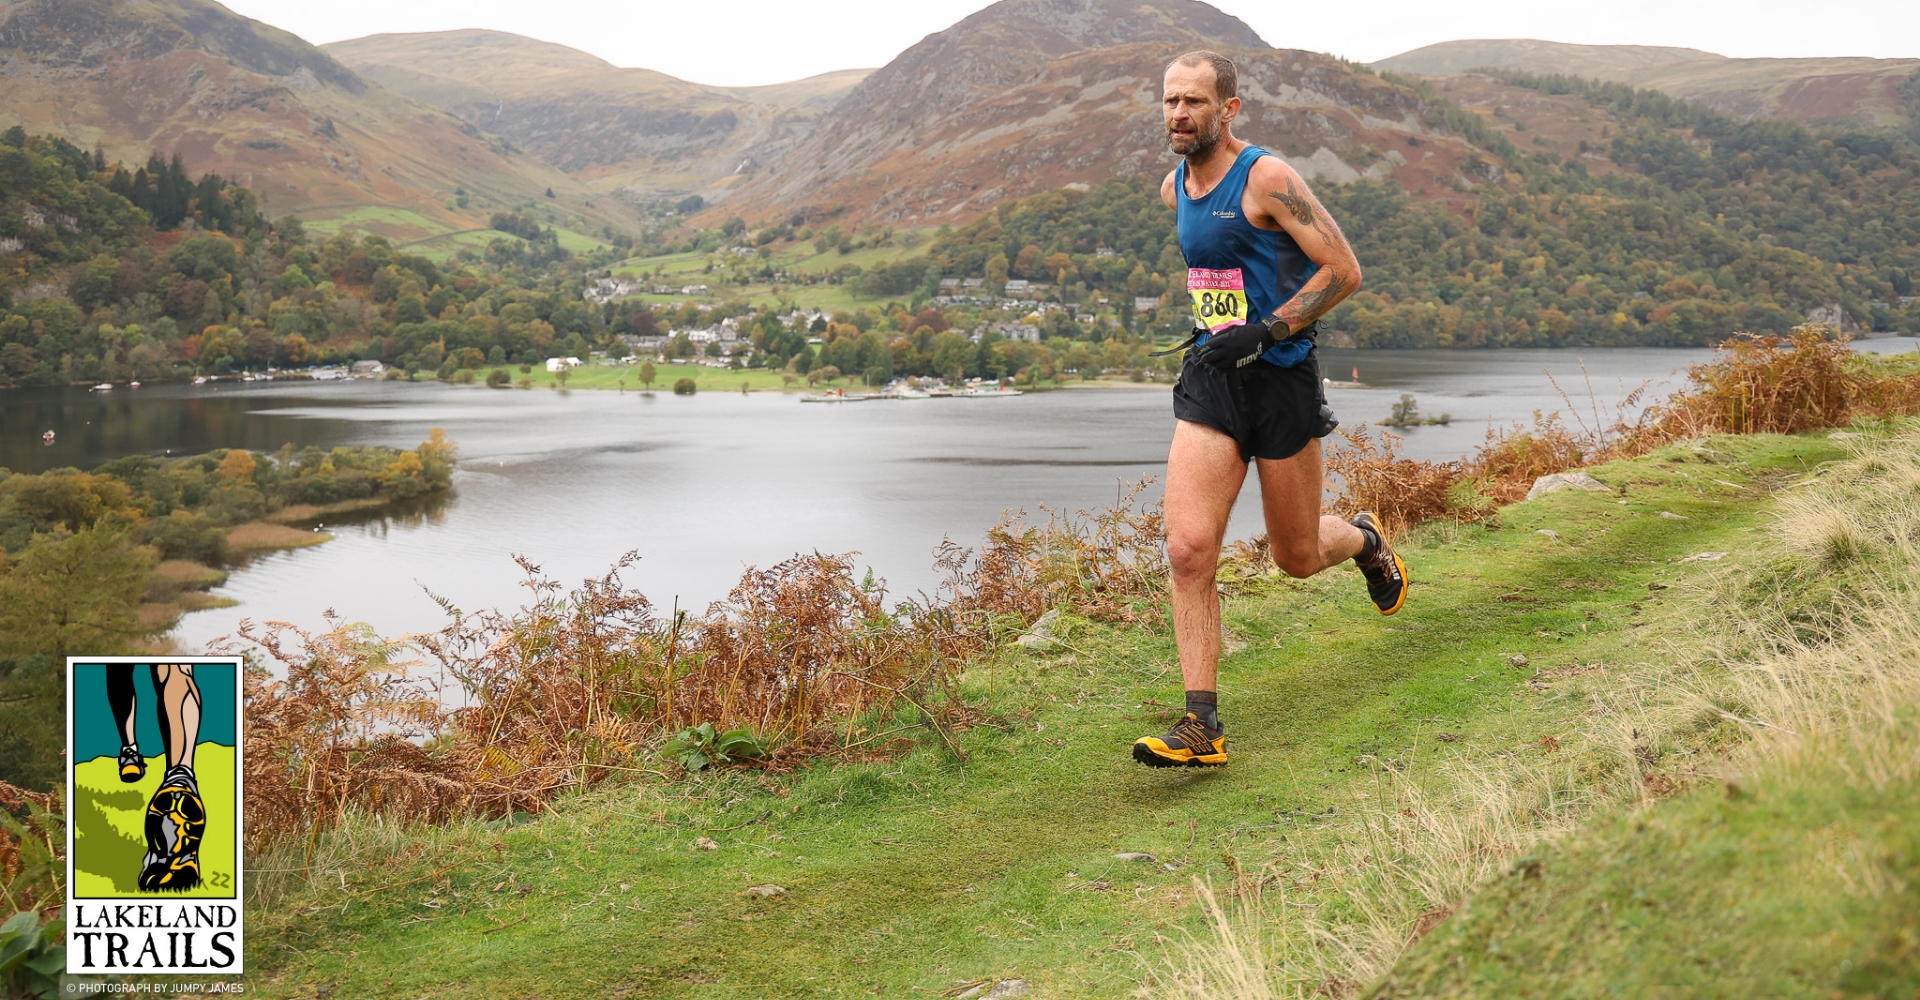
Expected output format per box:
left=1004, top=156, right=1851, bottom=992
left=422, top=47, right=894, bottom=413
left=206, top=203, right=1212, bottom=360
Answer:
left=1375, top=39, right=1920, bottom=133
left=1375, top=39, right=1722, bottom=79
left=709, top=0, right=1497, bottom=227
left=0, top=0, right=627, bottom=242
left=324, top=30, right=871, bottom=195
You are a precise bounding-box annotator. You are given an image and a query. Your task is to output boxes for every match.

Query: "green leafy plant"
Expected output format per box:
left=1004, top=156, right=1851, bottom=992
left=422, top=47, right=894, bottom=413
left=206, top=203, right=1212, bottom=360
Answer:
left=0, top=910, right=65, bottom=998
left=664, top=723, right=768, bottom=771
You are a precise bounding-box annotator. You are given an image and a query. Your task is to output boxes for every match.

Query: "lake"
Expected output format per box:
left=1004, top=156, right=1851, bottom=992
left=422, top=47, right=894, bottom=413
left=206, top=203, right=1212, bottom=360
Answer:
left=6, top=342, right=1914, bottom=650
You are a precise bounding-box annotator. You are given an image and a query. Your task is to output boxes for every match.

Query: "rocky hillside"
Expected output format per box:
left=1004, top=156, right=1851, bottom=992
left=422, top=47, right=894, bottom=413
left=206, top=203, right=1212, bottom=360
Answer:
left=1376, top=39, right=1920, bottom=133
left=711, top=0, right=1494, bottom=227
left=323, top=30, right=871, bottom=196
left=0, top=0, right=626, bottom=237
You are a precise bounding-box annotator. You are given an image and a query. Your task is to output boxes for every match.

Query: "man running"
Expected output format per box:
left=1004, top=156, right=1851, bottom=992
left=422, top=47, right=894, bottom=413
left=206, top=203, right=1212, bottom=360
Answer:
left=1133, top=51, right=1408, bottom=769
left=107, top=664, right=207, bottom=890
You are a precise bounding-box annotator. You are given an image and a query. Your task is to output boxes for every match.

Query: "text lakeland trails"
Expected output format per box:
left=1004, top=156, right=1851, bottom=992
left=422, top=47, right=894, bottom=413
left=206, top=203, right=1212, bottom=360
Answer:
left=73, top=903, right=239, bottom=929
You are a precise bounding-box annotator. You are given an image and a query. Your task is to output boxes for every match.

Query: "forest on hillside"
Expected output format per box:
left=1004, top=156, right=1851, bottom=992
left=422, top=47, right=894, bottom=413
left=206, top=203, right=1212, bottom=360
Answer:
left=925, top=73, right=1920, bottom=348
left=5, top=64, right=1920, bottom=391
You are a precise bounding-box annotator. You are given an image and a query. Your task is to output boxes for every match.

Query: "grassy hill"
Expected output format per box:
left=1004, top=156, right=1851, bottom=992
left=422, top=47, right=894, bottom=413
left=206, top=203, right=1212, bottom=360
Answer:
left=0, top=0, right=642, bottom=242
left=323, top=30, right=868, bottom=198
left=238, top=420, right=1920, bottom=997
left=1375, top=39, right=1920, bottom=134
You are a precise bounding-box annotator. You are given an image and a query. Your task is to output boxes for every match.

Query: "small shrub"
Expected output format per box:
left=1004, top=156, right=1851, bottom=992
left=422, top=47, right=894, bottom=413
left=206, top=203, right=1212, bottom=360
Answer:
left=485, top=368, right=511, bottom=388
left=673, top=377, right=697, bottom=395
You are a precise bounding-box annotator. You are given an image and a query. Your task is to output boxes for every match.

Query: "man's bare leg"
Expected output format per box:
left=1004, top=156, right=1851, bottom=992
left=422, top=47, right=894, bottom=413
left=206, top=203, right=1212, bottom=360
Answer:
left=1252, top=438, right=1367, bottom=578
left=1134, top=421, right=1244, bottom=766
left=140, top=664, right=205, bottom=891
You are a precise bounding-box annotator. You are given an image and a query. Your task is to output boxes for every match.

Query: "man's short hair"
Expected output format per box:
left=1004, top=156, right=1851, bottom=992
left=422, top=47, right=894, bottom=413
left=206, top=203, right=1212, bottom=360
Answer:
left=1168, top=50, right=1237, bottom=103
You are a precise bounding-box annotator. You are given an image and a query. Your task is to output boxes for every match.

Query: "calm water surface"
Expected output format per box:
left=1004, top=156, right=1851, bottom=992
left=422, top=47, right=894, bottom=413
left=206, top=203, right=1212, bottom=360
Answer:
left=5, top=343, right=1913, bottom=649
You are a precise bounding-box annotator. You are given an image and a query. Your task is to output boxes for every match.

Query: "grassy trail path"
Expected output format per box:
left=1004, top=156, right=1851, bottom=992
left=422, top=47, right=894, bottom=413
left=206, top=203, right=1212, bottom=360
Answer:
left=248, top=434, right=1838, bottom=998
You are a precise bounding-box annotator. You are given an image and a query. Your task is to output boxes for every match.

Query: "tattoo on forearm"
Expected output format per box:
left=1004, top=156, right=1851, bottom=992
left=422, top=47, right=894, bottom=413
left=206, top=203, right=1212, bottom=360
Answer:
left=1278, top=269, right=1350, bottom=329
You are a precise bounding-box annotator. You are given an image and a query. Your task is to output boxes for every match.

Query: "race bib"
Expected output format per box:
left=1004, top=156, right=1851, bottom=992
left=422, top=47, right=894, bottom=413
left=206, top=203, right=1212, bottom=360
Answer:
left=1188, top=268, right=1249, bottom=333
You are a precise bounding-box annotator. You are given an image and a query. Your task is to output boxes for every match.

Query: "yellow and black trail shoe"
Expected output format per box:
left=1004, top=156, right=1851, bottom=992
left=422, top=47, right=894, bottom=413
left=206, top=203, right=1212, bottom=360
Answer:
left=1352, top=511, right=1408, bottom=615
left=118, top=744, right=146, bottom=783
left=139, top=765, right=205, bottom=892
left=1133, top=713, right=1227, bottom=767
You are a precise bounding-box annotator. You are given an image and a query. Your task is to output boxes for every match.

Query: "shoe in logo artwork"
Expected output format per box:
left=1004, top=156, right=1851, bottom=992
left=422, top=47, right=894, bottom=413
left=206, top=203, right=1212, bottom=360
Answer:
left=118, top=745, right=145, bottom=783
left=1133, top=713, right=1227, bottom=768
left=138, top=765, right=205, bottom=892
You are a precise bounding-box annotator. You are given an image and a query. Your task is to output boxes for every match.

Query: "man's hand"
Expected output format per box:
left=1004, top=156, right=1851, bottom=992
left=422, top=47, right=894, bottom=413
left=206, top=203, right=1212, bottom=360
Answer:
left=1193, top=320, right=1277, bottom=370
left=1252, top=159, right=1361, bottom=333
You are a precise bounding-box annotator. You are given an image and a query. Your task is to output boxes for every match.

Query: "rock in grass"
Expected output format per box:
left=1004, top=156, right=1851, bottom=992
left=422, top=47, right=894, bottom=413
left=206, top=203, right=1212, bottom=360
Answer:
left=1526, top=472, right=1613, bottom=500
left=1113, top=852, right=1157, bottom=863
left=1537, top=529, right=1560, bottom=540
left=957, top=981, right=1030, bottom=1000
left=1014, top=608, right=1061, bottom=648
left=1660, top=511, right=1689, bottom=520
left=694, top=836, right=719, bottom=851
left=739, top=884, right=785, bottom=898
left=1505, top=654, right=1530, bottom=668
left=1681, top=551, right=1729, bottom=562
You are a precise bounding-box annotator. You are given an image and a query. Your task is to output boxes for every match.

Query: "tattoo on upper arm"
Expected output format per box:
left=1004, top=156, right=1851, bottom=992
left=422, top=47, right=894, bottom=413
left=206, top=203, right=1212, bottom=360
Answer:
left=1271, top=178, right=1314, bottom=226
left=1267, top=179, right=1354, bottom=255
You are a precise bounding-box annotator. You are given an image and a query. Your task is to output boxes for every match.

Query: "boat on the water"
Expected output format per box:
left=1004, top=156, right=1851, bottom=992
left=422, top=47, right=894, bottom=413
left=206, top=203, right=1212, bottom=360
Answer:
left=800, top=389, right=874, bottom=402
left=90, top=383, right=112, bottom=391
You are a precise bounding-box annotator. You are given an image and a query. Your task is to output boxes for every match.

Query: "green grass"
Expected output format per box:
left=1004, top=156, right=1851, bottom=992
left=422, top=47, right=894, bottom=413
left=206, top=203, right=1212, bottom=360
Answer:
left=609, top=238, right=935, bottom=312
left=73, top=743, right=239, bottom=899
left=1373, top=760, right=1920, bottom=998
left=245, top=431, right=1879, bottom=997
left=297, top=205, right=610, bottom=262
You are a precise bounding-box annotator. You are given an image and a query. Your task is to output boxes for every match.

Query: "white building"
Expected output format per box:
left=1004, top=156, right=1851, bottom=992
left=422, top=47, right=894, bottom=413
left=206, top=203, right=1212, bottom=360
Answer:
left=546, top=357, right=583, bottom=372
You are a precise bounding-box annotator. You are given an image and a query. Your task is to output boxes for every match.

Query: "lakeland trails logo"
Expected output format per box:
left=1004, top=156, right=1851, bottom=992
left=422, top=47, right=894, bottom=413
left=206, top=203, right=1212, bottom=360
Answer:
left=66, top=658, right=243, bottom=974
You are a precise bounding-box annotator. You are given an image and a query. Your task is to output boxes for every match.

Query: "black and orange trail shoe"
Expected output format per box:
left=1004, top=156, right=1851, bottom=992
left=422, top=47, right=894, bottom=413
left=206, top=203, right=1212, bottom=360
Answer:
left=1352, top=510, right=1409, bottom=615
left=1133, top=713, right=1227, bottom=767
left=118, top=744, right=146, bottom=783
left=138, top=765, right=205, bottom=891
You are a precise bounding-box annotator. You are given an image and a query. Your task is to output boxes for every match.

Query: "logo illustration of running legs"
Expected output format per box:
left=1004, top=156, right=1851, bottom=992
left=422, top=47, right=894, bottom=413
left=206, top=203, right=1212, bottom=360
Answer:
left=111, top=664, right=209, bottom=891
left=70, top=659, right=238, bottom=901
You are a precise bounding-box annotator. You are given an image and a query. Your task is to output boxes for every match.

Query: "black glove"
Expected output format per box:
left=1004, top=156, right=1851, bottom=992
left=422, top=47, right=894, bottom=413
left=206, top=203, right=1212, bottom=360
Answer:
left=1193, top=320, right=1278, bottom=371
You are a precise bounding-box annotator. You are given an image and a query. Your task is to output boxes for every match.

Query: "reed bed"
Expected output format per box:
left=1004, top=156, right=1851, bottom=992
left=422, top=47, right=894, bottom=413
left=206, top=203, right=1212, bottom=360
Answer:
left=230, top=485, right=1170, bottom=848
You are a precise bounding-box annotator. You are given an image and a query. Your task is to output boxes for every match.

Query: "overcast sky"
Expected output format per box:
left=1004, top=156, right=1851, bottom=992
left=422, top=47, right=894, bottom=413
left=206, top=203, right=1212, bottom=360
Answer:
left=223, top=0, right=1920, bottom=87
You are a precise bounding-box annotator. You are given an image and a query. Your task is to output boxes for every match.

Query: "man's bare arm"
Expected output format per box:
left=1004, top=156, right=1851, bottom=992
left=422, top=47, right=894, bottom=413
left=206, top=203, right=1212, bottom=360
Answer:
left=1254, top=161, right=1361, bottom=333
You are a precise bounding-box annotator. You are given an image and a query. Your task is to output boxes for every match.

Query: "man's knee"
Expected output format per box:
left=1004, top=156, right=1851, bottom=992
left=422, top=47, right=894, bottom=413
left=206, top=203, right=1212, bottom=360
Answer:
left=1167, top=533, right=1220, bottom=581
left=1271, top=542, right=1321, bottom=579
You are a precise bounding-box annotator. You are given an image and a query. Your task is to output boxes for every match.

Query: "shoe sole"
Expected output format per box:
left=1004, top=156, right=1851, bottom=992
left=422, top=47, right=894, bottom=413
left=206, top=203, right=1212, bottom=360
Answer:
left=1132, top=742, right=1227, bottom=768
left=1374, top=549, right=1409, bottom=616
left=139, top=786, right=205, bottom=892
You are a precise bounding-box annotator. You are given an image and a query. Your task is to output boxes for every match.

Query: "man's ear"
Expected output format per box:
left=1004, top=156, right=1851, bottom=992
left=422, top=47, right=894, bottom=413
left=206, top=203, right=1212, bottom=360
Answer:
left=1222, top=96, right=1241, bottom=125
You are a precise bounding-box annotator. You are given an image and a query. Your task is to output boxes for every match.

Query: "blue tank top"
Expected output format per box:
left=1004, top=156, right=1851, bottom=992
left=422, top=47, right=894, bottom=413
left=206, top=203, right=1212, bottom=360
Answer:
left=1175, top=144, right=1318, bottom=367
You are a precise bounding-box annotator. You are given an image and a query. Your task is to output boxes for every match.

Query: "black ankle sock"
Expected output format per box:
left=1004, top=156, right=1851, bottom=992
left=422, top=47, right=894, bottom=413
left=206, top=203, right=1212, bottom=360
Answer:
left=1185, top=690, right=1220, bottom=731
left=1355, top=524, right=1380, bottom=563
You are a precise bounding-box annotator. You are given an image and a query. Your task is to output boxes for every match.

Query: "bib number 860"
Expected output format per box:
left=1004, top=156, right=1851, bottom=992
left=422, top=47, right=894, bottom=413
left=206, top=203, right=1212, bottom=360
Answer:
left=1196, top=291, right=1243, bottom=320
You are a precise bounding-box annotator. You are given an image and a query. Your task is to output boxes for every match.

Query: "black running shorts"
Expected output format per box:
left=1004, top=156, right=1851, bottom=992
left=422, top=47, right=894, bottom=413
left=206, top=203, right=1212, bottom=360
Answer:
left=1172, top=348, right=1337, bottom=461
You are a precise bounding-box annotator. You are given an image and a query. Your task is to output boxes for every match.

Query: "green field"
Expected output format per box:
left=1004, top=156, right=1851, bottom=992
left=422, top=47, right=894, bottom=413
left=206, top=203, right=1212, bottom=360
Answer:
left=73, top=743, right=238, bottom=900
left=241, top=427, right=1919, bottom=997
left=608, top=236, right=936, bottom=312
left=298, top=204, right=611, bottom=262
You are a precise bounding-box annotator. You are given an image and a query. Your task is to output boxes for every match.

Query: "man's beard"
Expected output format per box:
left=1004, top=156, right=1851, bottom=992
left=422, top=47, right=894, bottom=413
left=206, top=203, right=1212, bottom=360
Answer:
left=1167, top=115, right=1222, bottom=157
